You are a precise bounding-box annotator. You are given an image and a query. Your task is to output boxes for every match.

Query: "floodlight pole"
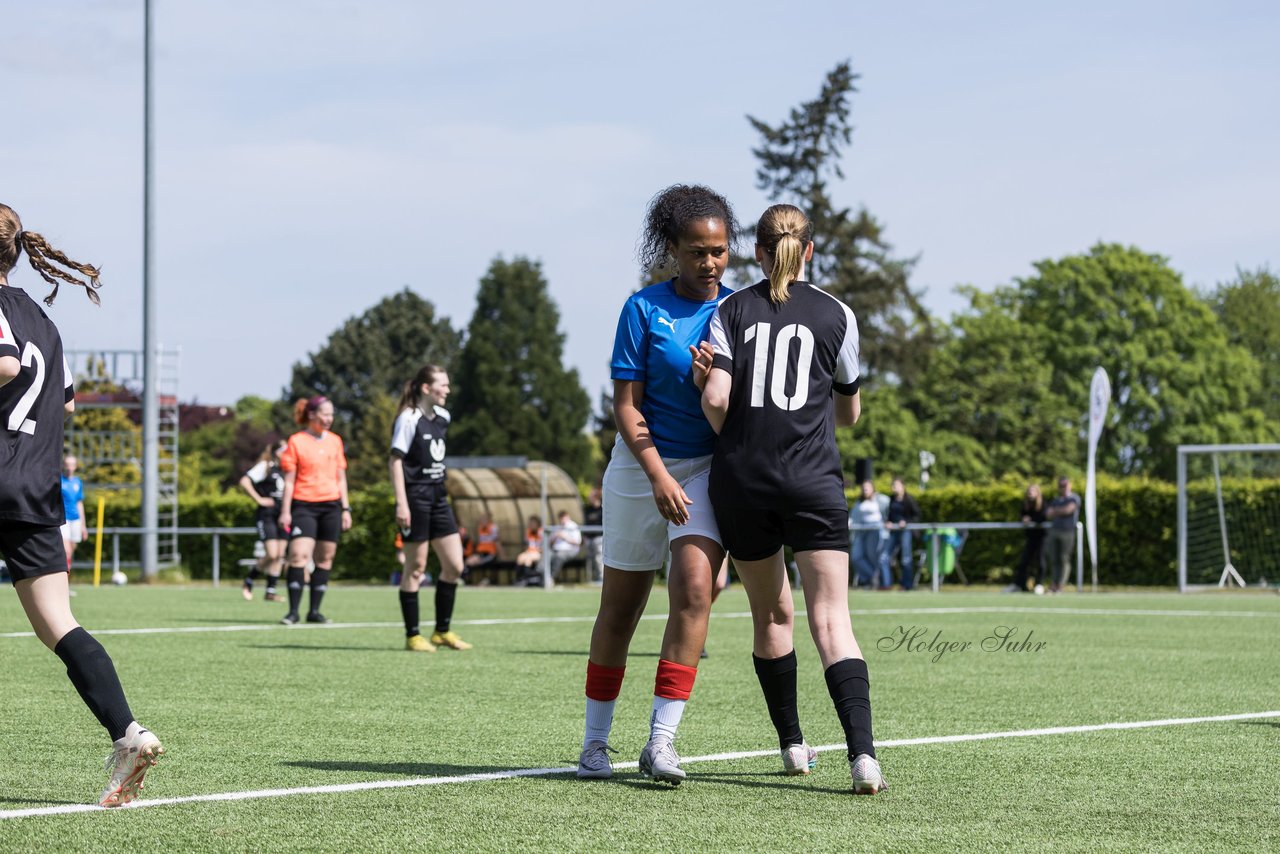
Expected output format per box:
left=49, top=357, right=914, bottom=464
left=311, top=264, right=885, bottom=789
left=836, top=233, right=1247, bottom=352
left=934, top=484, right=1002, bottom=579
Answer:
left=140, top=0, right=159, bottom=578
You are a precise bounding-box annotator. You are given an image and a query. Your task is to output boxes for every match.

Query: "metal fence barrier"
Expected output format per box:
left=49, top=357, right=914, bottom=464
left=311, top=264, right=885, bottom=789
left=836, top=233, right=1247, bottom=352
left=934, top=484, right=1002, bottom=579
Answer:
left=76, top=520, right=1085, bottom=592
left=76, top=527, right=257, bottom=587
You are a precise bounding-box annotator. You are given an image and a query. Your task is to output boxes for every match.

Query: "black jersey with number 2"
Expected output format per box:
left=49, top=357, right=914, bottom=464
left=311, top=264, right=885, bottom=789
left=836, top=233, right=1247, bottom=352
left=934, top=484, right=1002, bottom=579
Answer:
left=0, top=287, right=76, bottom=526
left=707, top=279, right=860, bottom=511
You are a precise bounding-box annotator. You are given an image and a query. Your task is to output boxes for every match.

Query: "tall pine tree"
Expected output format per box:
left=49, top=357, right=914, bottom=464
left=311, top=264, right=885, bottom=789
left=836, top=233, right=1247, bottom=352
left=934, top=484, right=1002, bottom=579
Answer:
left=745, top=61, right=934, bottom=385
left=449, top=257, right=593, bottom=480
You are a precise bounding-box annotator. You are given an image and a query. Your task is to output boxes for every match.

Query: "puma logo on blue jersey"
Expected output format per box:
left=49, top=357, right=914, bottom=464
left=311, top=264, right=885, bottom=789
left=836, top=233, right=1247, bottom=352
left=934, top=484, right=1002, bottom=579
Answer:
left=656, top=317, right=677, bottom=332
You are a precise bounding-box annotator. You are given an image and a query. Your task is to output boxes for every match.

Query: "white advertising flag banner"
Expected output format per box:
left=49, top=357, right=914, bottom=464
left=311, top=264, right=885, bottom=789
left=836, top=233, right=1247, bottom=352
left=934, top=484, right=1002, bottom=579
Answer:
left=1086, top=367, right=1111, bottom=585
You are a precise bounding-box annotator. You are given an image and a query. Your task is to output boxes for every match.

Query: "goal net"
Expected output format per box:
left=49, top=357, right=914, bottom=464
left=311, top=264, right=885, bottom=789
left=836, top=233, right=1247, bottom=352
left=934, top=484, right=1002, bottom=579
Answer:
left=1177, top=444, right=1280, bottom=591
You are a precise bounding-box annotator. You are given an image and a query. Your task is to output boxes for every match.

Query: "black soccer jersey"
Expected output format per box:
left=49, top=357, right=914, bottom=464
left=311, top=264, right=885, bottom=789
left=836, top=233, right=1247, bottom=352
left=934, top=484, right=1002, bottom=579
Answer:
left=0, top=287, right=76, bottom=526
left=245, top=460, right=285, bottom=503
left=390, top=405, right=450, bottom=489
left=707, top=280, right=860, bottom=510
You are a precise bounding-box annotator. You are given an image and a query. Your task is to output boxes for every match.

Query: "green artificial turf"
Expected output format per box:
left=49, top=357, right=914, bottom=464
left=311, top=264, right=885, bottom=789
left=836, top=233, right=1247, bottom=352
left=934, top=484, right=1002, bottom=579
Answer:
left=2, top=584, right=1277, bottom=852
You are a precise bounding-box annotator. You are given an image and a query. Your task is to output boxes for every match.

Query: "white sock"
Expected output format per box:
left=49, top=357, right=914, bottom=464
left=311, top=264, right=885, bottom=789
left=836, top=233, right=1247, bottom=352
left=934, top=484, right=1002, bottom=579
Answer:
left=650, top=696, right=686, bottom=742
left=584, top=698, right=616, bottom=748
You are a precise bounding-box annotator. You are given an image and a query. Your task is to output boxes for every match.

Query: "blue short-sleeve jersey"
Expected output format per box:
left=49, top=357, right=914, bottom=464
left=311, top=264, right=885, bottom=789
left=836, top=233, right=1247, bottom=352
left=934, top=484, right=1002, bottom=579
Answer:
left=610, top=279, right=733, bottom=459
left=61, top=475, right=84, bottom=521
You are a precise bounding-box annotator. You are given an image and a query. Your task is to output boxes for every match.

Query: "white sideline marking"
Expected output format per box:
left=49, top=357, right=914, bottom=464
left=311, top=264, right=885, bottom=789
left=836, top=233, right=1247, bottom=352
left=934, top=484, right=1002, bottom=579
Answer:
left=1, top=710, right=1276, bottom=820
left=2, top=604, right=1275, bottom=640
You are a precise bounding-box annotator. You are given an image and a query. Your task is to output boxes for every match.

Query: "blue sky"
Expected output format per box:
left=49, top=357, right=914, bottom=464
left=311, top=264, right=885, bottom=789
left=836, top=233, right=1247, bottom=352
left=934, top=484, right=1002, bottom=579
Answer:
left=4, top=1, right=1277, bottom=406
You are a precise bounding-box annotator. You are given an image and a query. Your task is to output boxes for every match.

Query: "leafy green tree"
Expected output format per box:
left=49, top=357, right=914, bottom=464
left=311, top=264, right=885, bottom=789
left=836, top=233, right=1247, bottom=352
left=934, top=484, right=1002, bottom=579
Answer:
left=1209, top=267, right=1280, bottom=426
left=285, top=289, right=461, bottom=440
left=985, top=244, right=1268, bottom=479
left=449, top=257, right=594, bottom=480
left=907, top=288, right=1077, bottom=479
left=837, top=383, right=990, bottom=488
left=344, top=389, right=400, bottom=491
left=744, top=60, right=935, bottom=385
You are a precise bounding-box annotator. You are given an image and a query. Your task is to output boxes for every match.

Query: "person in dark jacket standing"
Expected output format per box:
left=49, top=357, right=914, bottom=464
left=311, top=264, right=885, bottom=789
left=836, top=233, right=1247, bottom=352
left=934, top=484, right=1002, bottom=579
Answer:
left=880, top=478, right=920, bottom=590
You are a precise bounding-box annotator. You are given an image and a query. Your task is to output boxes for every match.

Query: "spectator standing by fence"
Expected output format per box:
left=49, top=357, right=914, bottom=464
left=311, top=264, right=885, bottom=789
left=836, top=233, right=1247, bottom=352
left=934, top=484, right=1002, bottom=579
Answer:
left=849, top=481, right=885, bottom=588
left=1007, top=483, right=1047, bottom=594
left=1045, top=476, right=1080, bottom=593
left=881, top=478, right=920, bottom=590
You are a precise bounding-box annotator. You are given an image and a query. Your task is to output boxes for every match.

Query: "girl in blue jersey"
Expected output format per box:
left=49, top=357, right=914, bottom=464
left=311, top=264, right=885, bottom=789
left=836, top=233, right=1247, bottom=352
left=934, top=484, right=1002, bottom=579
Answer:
left=577, top=184, right=743, bottom=785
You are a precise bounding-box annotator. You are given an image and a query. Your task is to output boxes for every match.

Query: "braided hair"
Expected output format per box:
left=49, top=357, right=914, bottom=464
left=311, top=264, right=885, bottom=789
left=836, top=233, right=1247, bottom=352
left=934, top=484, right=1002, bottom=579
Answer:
left=636, top=184, right=738, bottom=274
left=0, top=204, right=103, bottom=306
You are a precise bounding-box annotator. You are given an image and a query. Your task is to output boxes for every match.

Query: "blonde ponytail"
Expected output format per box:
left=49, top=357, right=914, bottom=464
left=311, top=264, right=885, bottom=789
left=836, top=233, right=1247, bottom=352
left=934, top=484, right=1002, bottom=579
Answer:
left=755, top=204, right=812, bottom=305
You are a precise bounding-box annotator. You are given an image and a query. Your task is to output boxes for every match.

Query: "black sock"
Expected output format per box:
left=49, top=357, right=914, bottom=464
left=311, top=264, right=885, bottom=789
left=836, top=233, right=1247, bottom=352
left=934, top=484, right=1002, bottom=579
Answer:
left=753, top=650, right=803, bottom=750
left=400, top=590, right=420, bottom=637
left=309, top=568, right=331, bottom=615
left=824, top=657, right=875, bottom=760
left=265, top=573, right=279, bottom=594
left=245, top=566, right=262, bottom=586
left=286, top=566, right=305, bottom=615
left=53, top=627, right=135, bottom=742
left=434, top=580, right=458, bottom=633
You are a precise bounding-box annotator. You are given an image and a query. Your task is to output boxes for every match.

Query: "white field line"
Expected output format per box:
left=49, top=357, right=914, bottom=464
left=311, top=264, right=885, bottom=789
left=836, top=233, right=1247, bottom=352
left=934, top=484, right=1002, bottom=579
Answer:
left=1, top=605, right=1276, bottom=640
left=2, top=709, right=1276, bottom=821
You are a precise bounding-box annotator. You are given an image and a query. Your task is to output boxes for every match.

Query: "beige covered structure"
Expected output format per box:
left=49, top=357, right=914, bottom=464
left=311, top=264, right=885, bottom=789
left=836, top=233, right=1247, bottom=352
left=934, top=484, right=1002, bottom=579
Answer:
left=446, top=461, right=582, bottom=558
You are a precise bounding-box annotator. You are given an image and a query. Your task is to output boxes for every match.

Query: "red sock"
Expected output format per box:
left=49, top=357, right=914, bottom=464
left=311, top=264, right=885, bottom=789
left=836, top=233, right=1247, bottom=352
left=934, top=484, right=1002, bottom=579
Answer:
left=585, top=661, right=625, bottom=701
left=654, top=659, right=698, bottom=701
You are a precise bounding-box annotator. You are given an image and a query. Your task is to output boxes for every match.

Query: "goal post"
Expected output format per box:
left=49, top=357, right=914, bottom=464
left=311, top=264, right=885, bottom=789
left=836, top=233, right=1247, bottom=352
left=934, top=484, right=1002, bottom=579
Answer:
left=1177, top=443, right=1280, bottom=591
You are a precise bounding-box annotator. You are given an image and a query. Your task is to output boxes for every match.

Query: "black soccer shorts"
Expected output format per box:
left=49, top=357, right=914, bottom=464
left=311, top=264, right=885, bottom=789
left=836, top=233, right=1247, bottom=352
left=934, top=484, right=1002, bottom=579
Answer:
left=404, top=487, right=459, bottom=543
left=0, top=523, right=69, bottom=581
left=713, top=505, right=850, bottom=562
left=289, top=499, right=343, bottom=543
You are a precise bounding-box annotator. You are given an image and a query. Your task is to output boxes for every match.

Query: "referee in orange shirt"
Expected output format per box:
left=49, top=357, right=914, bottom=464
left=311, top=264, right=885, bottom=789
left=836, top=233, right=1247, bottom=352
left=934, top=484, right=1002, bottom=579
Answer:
left=277, top=396, right=351, bottom=625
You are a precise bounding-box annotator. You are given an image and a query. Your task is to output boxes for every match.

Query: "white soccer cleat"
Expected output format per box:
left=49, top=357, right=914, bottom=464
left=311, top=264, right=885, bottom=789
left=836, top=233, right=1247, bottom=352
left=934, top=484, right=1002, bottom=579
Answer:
left=638, top=736, right=686, bottom=785
left=849, top=753, right=888, bottom=795
left=781, top=742, right=818, bottom=776
left=576, top=741, right=617, bottom=779
left=99, top=723, right=164, bottom=807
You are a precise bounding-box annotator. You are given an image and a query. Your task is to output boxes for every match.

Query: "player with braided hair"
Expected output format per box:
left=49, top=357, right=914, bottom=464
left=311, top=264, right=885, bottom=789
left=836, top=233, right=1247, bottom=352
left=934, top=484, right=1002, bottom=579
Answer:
left=577, top=184, right=753, bottom=785
left=0, top=203, right=163, bottom=806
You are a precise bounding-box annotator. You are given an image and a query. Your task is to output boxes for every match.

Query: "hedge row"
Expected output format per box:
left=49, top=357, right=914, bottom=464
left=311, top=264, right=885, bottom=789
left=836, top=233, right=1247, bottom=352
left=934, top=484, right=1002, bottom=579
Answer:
left=89, top=484, right=402, bottom=584
left=853, top=478, right=1278, bottom=586
left=89, top=477, right=1278, bottom=586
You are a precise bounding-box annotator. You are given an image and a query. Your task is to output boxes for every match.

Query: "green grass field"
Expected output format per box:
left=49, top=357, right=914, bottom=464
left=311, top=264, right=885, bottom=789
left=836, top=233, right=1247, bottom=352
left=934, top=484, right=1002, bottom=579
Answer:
left=2, top=583, right=1278, bottom=852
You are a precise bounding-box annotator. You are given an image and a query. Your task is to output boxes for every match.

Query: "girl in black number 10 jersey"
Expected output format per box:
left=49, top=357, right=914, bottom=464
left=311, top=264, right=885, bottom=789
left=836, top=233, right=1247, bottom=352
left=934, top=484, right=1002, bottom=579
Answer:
left=0, top=203, right=163, bottom=807
left=694, top=203, right=887, bottom=794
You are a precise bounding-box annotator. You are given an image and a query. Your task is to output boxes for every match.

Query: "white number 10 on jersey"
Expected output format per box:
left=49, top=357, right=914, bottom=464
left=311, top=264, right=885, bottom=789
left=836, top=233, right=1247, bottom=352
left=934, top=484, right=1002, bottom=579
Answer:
left=744, top=322, right=814, bottom=411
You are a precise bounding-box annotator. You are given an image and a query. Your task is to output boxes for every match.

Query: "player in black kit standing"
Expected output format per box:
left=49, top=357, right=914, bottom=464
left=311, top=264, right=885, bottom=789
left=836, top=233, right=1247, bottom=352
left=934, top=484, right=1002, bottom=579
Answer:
left=0, top=203, right=163, bottom=806
left=389, top=364, right=471, bottom=652
left=694, top=204, right=887, bottom=794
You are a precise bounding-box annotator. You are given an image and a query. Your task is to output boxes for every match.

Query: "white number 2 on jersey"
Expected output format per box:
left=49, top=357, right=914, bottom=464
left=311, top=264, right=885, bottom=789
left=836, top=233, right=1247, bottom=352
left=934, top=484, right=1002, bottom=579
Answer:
left=743, top=321, right=815, bottom=411
left=6, top=341, right=47, bottom=435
